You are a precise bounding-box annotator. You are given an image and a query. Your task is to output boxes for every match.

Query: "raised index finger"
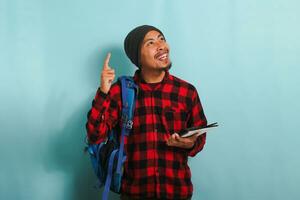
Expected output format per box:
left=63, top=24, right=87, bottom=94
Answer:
left=103, top=52, right=111, bottom=69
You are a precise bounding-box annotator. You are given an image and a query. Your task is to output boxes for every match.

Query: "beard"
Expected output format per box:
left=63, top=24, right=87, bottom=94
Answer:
left=161, top=62, right=172, bottom=72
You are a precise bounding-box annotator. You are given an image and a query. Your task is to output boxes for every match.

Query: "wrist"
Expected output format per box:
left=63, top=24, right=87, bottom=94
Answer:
left=98, top=87, right=109, bottom=98
left=99, top=86, right=109, bottom=94
left=185, top=141, right=195, bottom=149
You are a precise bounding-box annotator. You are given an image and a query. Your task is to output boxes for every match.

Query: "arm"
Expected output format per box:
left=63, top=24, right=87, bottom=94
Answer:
left=166, top=85, right=207, bottom=156
left=85, top=85, right=121, bottom=144
left=85, top=52, right=121, bottom=144
left=186, top=87, right=207, bottom=157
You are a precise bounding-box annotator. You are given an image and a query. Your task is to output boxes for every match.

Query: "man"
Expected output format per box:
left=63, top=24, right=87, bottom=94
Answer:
left=86, top=25, right=207, bottom=200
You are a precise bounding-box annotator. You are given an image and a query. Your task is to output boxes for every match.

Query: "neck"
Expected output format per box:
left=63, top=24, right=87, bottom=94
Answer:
left=140, top=68, right=166, bottom=83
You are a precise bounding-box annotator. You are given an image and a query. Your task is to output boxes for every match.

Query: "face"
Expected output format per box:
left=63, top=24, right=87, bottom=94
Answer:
left=139, top=30, right=171, bottom=70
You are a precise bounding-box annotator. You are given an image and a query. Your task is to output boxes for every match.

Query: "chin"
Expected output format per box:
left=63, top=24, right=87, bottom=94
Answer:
left=161, top=62, right=172, bottom=71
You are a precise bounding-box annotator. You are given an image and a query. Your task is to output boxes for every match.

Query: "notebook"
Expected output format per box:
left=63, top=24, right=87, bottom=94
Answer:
left=178, top=122, right=218, bottom=138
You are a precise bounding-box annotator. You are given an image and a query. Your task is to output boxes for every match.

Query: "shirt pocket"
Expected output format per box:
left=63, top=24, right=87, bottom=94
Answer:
left=161, top=106, right=188, bottom=135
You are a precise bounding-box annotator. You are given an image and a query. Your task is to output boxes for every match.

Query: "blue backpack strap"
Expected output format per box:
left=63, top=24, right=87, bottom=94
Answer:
left=119, top=76, right=138, bottom=133
left=102, top=76, right=138, bottom=200
left=102, top=149, right=118, bottom=200
left=115, top=76, right=138, bottom=187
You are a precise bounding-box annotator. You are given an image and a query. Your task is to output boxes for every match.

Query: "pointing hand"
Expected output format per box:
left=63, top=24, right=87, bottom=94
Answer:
left=100, top=53, right=115, bottom=94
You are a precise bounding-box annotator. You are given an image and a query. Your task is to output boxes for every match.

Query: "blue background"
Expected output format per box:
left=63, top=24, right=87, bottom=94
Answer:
left=1, top=0, right=299, bottom=199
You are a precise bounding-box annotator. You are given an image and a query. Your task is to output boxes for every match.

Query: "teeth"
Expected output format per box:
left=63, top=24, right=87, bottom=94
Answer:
left=158, top=53, right=167, bottom=60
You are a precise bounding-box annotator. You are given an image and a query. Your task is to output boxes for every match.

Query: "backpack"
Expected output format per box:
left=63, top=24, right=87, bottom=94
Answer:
left=86, top=76, right=138, bottom=200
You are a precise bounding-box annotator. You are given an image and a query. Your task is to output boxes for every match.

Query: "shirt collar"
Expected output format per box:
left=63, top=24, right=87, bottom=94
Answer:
left=133, top=69, right=170, bottom=91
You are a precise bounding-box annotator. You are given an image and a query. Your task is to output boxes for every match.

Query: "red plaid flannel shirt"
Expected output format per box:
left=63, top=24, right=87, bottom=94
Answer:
left=86, top=70, right=207, bottom=199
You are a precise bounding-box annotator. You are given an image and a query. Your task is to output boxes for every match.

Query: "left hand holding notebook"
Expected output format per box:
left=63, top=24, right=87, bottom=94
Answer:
left=166, top=133, right=199, bottom=149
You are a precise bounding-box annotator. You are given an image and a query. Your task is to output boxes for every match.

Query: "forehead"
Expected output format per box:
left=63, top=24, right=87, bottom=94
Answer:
left=143, top=30, right=162, bottom=41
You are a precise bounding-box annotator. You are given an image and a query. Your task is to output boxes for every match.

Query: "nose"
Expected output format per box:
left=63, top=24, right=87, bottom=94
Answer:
left=156, top=40, right=165, bottom=51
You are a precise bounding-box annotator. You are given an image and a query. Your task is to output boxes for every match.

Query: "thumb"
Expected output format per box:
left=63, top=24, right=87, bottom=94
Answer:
left=174, top=133, right=181, bottom=141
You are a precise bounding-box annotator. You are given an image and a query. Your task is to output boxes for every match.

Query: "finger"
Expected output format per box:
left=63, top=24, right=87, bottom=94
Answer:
left=167, top=136, right=174, bottom=146
left=166, top=139, right=170, bottom=145
left=102, top=69, right=115, bottom=75
left=105, top=68, right=114, bottom=72
left=190, top=134, right=199, bottom=142
left=174, top=133, right=181, bottom=141
left=101, top=71, right=115, bottom=78
left=106, top=76, right=115, bottom=83
left=102, top=72, right=115, bottom=77
left=106, top=75, right=115, bottom=81
left=106, top=73, right=115, bottom=77
left=171, top=134, right=177, bottom=142
left=171, top=135, right=180, bottom=145
left=102, top=73, right=115, bottom=80
left=168, top=139, right=175, bottom=146
left=103, top=53, right=111, bottom=69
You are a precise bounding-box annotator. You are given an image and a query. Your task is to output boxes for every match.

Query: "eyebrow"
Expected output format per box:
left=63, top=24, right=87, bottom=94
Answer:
left=143, top=34, right=164, bottom=44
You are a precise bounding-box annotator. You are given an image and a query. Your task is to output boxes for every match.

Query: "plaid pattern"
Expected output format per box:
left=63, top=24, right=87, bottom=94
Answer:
left=86, top=70, right=207, bottom=200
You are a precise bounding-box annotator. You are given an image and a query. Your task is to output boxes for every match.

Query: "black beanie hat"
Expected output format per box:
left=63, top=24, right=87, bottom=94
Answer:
left=124, top=25, right=164, bottom=68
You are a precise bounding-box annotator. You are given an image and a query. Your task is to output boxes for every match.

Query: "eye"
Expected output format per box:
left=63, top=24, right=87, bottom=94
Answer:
left=147, top=41, right=154, bottom=46
left=160, top=36, right=166, bottom=41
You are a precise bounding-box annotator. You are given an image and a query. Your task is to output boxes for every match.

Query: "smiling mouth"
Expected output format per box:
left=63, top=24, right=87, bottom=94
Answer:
left=155, top=51, right=169, bottom=61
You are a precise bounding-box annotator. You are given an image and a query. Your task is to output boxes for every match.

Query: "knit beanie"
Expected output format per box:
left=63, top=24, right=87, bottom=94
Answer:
left=124, top=25, right=164, bottom=68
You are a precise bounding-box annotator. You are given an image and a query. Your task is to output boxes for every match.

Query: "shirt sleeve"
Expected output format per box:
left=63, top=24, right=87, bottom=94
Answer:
left=85, top=83, right=121, bottom=144
left=186, top=86, right=207, bottom=157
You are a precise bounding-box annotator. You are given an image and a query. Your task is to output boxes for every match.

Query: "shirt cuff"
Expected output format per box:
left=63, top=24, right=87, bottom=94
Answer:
left=187, top=133, right=206, bottom=157
left=92, top=87, right=109, bottom=109
left=98, top=87, right=109, bottom=98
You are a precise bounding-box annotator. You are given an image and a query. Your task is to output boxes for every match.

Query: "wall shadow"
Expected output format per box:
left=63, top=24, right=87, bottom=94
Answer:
left=42, top=46, right=135, bottom=200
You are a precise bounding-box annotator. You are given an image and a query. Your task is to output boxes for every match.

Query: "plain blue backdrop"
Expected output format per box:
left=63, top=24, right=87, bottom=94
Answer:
left=1, top=0, right=299, bottom=199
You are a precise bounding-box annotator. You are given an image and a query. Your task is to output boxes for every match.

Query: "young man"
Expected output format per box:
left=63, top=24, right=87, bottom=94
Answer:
left=86, top=25, right=207, bottom=200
